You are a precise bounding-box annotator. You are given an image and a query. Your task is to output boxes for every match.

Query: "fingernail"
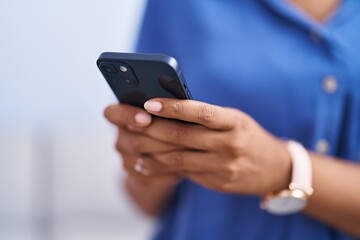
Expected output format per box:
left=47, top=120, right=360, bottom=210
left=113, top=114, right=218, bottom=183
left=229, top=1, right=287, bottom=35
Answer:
left=144, top=101, right=162, bottom=112
left=134, top=112, right=151, bottom=125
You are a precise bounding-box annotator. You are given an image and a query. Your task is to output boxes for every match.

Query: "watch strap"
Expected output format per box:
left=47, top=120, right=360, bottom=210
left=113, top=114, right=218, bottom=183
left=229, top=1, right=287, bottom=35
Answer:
left=287, top=141, right=313, bottom=195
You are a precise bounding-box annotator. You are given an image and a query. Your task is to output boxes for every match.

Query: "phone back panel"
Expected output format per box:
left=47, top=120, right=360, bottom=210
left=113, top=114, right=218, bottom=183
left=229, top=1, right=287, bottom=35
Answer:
left=97, top=52, right=192, bottom=108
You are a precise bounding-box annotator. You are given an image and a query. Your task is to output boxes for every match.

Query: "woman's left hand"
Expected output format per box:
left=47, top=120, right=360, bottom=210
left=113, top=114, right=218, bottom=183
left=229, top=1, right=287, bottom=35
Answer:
left=129, top=98, right=292, bottom=196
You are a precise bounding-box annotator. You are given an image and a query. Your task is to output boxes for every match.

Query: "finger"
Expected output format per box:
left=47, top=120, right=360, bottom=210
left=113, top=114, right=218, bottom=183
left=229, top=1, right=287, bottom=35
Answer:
left=139, top=118, right=227, bottom=150
left=123, top=154, right=180, bottom=176
left=116, top=127, right=186, bottom=154
left=144, top=98, right=241, bottom=130
left=125, top=171, right=181, bottom=189
left=121, top=153, right=142, bottom=174
left=152, top=150, right=218, bottom=173
left=185, top=173, right=226, bottom=192
left=104, top=103, right=152, bottom=127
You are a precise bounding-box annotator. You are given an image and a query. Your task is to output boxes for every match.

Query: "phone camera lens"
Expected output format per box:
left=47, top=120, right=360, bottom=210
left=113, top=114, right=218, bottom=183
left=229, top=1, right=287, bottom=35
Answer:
left=120, top=66, right=128, bottom=72
left=100, top=63, right=117, bottom=75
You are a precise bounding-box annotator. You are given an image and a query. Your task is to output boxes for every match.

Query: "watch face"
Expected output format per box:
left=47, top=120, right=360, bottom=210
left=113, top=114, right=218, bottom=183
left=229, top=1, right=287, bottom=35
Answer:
left=267, top=195, right=307, bottom=215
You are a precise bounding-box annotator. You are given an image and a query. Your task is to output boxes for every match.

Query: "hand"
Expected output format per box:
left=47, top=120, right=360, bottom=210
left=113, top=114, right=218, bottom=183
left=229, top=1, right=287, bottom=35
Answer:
left=130, top=98, right=292, bottom=196
left=104, top=103, right=183, bottom=187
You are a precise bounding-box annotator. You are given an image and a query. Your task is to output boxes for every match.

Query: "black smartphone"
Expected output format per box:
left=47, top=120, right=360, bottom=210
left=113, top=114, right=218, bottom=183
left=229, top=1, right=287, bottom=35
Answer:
left=97, top=52, right=192, bottom=108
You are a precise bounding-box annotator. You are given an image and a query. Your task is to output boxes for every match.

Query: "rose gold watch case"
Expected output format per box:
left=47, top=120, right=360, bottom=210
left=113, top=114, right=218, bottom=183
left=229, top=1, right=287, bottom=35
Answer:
left=261, top=188, right=310, bottom=215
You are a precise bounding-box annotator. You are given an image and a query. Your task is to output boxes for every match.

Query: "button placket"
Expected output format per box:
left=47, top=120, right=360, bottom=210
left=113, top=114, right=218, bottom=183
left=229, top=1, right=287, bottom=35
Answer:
left=314, top=75, right=341, bottom=155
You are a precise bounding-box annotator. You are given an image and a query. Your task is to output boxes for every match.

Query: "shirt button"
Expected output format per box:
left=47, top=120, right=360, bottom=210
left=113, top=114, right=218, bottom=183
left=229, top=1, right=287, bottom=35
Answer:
left=316, top=139, right=330, bottom=154
left=322, top=75, right=338, bottom=94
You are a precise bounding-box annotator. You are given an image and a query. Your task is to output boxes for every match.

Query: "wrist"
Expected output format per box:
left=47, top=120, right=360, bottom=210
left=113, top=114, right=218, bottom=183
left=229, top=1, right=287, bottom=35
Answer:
left=125, top=174, right=181, bottom=217
left=126, top=173, right=181, bottom=190
left=262, top=140, right=314, bottom=215
left=268, top=140, right=292, bottom=194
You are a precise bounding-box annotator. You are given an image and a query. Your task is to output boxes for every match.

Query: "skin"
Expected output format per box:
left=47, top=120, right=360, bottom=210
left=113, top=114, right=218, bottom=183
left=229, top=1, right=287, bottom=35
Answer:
left=290, top=0, right=341, bottom=23
left=104, top=0, right=360, bottom=236
left=104, top=99, right=360, bottom=237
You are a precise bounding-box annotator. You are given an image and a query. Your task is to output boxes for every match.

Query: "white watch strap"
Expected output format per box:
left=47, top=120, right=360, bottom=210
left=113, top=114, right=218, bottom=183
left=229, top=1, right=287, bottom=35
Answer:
left=287, top=141, right=313, bottom=195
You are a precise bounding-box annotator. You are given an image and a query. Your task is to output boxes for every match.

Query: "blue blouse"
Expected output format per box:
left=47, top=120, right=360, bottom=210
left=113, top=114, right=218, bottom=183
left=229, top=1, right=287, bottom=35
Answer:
left=136, top=0, right=360, bottom=239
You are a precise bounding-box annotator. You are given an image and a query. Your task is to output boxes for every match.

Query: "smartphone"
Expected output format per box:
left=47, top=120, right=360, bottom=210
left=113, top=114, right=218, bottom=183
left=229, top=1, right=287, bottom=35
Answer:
left=97, top=52, right=192, bottom=108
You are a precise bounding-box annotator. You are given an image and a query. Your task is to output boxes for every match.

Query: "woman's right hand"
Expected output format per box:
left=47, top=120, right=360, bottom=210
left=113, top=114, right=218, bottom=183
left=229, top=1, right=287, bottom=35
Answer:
left=104, top=103, right=185, bottom=215
left=104, top=103, right=183, bottom=187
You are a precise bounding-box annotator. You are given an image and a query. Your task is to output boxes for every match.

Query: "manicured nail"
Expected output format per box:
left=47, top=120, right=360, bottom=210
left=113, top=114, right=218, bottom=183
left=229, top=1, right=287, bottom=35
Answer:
left=144, top=101, right=162, bottom=112
left=134, top=112, right=151, bottom=125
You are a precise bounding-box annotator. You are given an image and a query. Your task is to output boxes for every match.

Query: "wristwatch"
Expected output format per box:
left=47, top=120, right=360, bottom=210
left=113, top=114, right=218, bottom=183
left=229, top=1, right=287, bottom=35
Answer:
left=261, top=141, right=314, bottom=215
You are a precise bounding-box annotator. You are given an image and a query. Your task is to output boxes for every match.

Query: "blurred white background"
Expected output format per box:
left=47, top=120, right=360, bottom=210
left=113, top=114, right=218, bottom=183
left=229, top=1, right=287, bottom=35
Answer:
left=0, top=0, right=155, bottom=239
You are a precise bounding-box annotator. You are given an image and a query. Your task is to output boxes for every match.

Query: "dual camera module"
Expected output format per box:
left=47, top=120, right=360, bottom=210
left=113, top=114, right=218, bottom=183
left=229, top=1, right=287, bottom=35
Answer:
left=99, top=62, right=138, bottom=87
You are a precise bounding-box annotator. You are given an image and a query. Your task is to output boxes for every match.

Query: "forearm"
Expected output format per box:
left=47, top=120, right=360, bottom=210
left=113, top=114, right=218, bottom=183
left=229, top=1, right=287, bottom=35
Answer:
left=125, top=174, right=179, bottom=216
left=305, top=153, right=360, bottom=237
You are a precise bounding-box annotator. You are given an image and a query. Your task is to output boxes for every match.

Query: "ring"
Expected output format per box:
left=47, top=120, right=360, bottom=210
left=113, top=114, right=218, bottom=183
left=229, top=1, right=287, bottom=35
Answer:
left=134, top=158, right=151, bottom=176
